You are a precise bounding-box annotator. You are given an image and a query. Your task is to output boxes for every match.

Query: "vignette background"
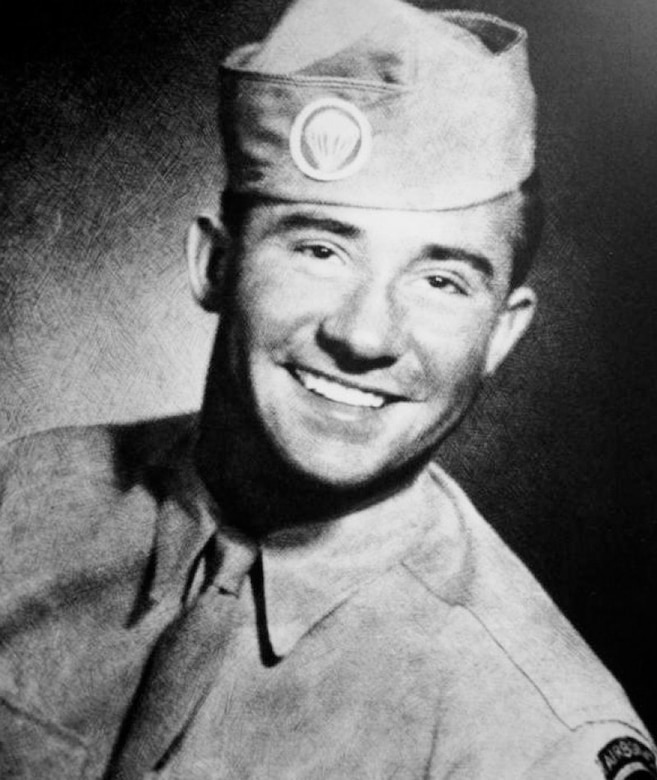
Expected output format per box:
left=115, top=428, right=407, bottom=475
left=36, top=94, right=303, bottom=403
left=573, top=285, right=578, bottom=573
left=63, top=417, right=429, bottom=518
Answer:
left=2, top=0, right=657, bottom=734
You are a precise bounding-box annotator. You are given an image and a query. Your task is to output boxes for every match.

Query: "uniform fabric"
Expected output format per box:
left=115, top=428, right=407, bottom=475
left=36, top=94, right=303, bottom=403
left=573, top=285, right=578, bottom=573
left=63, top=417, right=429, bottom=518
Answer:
left=0, top=416, right=653, bottom=779
left=107, top=532, right=257, bottom=779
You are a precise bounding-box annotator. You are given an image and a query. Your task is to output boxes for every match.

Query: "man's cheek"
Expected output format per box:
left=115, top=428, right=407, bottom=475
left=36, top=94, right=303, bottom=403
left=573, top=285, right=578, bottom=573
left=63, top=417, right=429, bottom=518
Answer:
left=415, top=330, right=488, bottom=383
left=246, top=300, right=333, bottom=350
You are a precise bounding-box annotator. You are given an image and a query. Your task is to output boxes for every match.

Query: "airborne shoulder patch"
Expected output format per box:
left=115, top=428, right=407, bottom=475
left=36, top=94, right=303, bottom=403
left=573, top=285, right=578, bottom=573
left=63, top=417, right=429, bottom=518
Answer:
left=598, top=736, right=657, bottom=779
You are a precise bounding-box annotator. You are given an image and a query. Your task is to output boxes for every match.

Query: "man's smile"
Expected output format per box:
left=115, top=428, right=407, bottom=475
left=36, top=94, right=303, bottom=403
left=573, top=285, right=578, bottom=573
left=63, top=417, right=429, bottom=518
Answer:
left=287, top=365, right=402, bottom=409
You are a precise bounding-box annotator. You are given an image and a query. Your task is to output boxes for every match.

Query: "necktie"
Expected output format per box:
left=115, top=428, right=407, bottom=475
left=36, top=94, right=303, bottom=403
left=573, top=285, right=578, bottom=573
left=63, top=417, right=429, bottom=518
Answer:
left=106, top=532, right=258, bottom=779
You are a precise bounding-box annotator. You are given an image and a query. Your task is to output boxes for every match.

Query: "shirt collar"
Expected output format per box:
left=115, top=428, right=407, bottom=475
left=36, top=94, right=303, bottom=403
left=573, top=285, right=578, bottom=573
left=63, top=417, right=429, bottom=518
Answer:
left=259, top=467, right=443, bottom=658
left=147, top=421, right=217, bottom=605
left=145, top=421, right=457, bottom=659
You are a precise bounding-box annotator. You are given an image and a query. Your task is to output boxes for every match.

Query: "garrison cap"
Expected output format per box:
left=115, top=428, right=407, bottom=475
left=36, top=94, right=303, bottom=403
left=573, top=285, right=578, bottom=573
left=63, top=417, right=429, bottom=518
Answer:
left=219, top=0, right=536, bottom=211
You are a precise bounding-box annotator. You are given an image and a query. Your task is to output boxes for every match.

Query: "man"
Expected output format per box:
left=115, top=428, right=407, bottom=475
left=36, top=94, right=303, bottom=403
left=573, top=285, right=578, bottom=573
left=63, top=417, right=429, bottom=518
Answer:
left=0, top=0, right=654, bottom=777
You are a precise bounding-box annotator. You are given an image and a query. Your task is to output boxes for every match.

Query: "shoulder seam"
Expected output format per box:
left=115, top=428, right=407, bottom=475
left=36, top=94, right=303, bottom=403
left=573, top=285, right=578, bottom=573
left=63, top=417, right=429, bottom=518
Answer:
left=464, top=603, right=574, bottom=729
left=402, top=559, right=573, bottom=732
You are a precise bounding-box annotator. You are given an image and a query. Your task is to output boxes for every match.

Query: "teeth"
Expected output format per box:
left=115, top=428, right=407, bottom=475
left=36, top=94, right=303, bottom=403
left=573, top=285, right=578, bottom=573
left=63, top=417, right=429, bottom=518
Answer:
left=296, top=369, right=386, bottom=408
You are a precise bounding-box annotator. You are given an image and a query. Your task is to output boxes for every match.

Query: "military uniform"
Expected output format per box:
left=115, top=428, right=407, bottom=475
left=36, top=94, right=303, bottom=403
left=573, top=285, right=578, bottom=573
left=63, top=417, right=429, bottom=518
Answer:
left=0, top=418, right=653, bottom=778
left=3, top=1, right=654, bottom=777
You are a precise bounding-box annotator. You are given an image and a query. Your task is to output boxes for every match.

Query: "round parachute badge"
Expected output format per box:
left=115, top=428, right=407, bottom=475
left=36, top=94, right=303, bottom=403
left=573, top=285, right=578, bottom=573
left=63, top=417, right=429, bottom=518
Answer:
left=289, top=98, right=372, bottom=181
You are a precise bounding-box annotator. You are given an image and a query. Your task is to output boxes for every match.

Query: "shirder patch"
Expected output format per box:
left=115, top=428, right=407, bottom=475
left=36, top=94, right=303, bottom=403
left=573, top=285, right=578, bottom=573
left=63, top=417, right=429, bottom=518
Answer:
left=598, top=737, right=657, bottom=779
left=289, top=97, right=372, bottom=181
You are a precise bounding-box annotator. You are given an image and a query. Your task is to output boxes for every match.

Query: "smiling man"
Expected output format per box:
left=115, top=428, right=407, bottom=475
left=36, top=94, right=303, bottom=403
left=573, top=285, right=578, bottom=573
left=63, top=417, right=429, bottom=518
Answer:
left=201, top=198, right=532, bottom=485
left=0, top=0, right=654, bottom=778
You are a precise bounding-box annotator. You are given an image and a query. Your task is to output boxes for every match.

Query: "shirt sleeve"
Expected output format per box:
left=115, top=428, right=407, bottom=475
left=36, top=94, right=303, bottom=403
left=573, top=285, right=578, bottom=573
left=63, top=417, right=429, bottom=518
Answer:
left=527, top=721, right=657, bottom=779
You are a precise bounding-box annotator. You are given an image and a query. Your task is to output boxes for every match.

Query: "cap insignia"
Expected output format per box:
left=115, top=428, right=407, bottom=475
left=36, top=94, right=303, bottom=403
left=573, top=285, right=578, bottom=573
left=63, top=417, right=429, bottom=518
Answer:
left=289, top=97, right=372, bottom=181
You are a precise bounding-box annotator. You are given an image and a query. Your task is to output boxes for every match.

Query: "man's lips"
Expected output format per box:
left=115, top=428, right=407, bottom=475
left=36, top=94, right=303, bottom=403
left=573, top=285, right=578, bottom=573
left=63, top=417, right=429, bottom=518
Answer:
left=287, top=365, right=406, bottom=409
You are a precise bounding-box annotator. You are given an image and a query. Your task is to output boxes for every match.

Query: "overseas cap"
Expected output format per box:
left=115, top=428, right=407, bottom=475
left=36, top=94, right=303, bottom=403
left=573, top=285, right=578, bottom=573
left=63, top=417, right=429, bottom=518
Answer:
left=219, top=0, right=536, bottom=211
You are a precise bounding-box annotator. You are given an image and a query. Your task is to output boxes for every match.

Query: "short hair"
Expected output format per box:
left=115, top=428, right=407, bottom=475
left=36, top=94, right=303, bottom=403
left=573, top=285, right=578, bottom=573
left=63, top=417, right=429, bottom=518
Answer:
left=221, top=172, right=544, bottom=290
left=509, top=170, right=544, bottom=289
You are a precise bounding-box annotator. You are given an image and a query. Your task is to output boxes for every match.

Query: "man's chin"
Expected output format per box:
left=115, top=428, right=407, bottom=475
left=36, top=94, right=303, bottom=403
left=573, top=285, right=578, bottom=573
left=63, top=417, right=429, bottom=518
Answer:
left=276, top=445, right=433, bottom=499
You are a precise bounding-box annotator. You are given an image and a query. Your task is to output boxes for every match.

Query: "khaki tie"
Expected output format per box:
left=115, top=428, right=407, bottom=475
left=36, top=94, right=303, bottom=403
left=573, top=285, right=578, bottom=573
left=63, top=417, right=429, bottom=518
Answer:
left=106, top=532, right=258, bottom=779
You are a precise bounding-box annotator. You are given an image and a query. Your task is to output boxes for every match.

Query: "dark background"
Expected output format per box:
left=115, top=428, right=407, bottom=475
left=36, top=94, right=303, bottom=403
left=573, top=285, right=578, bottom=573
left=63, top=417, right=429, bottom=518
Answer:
left=2, top=0, right=657, bottom=734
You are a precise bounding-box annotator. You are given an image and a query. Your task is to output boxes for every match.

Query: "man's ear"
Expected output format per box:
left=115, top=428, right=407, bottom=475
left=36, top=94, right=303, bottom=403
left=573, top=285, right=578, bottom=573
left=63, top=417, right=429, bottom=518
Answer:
left=484, top=286, right=537, bottom=376
left=186, top=215, right=232, bottom=312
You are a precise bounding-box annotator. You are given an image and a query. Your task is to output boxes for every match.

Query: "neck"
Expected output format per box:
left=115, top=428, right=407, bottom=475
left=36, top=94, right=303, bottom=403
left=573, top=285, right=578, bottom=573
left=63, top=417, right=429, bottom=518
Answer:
left=194, top=385, right=424, bottom=541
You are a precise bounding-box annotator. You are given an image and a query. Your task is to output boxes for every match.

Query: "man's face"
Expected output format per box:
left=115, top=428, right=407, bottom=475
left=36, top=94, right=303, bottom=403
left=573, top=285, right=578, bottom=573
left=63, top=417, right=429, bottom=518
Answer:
left=216, top=197, right=533, bottom=488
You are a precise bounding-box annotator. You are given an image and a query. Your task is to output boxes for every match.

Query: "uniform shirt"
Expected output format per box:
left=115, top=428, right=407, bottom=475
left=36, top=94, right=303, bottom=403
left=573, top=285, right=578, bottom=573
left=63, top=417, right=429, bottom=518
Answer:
left=0, top=416, right=654, bottom=779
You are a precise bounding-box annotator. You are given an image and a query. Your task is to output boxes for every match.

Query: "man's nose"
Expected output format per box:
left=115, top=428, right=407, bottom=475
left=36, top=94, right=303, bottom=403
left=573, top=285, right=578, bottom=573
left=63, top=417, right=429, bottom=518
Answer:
left=317, top=280, right=404, bottom=370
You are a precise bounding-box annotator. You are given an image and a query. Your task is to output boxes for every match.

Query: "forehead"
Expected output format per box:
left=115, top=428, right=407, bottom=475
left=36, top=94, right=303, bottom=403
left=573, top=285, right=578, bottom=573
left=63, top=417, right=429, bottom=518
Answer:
left=240, top=194, right=523, bottom=276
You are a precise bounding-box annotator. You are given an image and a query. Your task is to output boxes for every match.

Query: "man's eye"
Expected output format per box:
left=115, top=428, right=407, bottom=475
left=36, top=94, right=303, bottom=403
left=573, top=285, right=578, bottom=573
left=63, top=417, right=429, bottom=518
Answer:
left=426, top=275, right=465, bottom=295
left=296, top=243, right=335, bottom=260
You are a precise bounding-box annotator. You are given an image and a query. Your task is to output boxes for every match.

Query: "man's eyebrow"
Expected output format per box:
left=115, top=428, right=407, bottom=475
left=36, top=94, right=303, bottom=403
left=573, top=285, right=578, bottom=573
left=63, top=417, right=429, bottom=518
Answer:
left=421, top=244, right=495, bottom=279
left=265, top=213, right=361, bottom=240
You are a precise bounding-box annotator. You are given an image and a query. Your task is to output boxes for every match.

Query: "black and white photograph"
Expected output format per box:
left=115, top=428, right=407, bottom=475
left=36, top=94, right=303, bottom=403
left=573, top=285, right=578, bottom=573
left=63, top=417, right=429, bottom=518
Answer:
left=1, top=0, right=657, bottom=777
